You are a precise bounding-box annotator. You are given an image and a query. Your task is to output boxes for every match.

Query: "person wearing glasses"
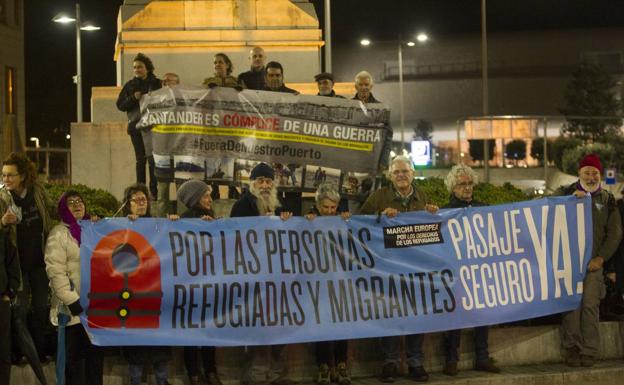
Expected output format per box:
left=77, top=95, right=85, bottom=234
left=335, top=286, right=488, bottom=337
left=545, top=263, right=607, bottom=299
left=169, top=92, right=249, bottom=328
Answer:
left=359, top=155, right=438, bottom=383
left=0, top=152, right=52, bottom=370
left=45, top=191, right=104, bottom=385
left=441, top=164, right=500, bottom=376
left=121, top=183, right=173, bottom=385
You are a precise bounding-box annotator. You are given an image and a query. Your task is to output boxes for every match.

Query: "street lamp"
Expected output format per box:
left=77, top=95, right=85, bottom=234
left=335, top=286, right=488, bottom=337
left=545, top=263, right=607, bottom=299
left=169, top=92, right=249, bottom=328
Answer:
left=29, top=137, right=40, bottom=149
left=53, top=4, right=100, bottom=123
left=360, top=33, right=429, bottom=150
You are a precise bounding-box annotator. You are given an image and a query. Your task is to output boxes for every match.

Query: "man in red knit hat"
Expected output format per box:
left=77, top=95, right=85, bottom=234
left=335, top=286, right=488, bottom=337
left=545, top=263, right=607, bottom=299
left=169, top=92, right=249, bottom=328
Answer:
left=555, top=153, right=622, bottom=367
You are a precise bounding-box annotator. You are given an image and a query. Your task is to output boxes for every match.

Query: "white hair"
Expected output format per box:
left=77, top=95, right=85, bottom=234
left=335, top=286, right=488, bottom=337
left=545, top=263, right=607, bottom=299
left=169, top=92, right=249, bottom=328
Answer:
left=444, top=164, right=478, bottom=192
left=389, top=155, right=413, bottom=172
left=315, top=182, right=341, bottom=205
left=249, top=180, right=281, bottom=214
left=354, top=70, right=374, bottom=86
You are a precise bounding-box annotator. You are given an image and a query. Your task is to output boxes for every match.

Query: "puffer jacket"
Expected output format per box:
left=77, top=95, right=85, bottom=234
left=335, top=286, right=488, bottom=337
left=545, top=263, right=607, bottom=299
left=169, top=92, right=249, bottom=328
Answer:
left=44, top=223, right=82, bottom=326
left=116, top=74, right=162, bottom=134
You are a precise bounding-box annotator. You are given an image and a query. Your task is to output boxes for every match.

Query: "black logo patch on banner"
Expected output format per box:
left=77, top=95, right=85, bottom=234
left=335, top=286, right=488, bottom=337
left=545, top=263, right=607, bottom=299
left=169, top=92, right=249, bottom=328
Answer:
left=383, top=222, right=443, bottom=248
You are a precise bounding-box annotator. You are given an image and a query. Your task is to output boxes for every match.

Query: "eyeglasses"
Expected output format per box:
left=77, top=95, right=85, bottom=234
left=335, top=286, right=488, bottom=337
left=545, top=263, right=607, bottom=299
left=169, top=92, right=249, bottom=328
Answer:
left=130, top=197, right=148, bottom=204
left=1, top=173, right=20, bottom=179
left=456, top=182, right=474, bottom=189
left=391, top=170, right=411, bottom=176
left=67, top=198, right=84, bottom=206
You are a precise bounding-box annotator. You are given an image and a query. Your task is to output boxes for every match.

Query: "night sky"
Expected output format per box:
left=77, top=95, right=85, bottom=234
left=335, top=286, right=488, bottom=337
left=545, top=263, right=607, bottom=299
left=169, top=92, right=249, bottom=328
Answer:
left=24, top=0, right=624, bottom=144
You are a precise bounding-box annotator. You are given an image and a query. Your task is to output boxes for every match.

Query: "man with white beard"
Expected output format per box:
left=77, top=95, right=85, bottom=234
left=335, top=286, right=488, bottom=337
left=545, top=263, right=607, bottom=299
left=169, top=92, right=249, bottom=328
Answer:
left=555, top=153, right=621, bottom=367
left=230, top=162, right=294, bottom=385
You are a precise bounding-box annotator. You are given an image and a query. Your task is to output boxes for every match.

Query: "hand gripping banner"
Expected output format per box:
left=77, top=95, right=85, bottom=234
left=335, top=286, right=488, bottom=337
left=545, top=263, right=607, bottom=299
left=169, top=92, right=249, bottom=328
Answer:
left=80, top=196, right=591, bottom=346
left=136, top=86, right=391, bottom=175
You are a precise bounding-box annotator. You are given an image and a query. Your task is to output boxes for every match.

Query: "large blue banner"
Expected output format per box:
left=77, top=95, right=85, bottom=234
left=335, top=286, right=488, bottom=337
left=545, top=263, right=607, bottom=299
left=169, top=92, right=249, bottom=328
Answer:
left=80, top=195, right=591, bottom=346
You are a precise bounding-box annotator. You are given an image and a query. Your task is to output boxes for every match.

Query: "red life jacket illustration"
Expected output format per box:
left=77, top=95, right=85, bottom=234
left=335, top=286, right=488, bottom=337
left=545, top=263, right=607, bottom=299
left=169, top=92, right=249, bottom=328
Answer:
left=87, top=229, right=163, bottom=328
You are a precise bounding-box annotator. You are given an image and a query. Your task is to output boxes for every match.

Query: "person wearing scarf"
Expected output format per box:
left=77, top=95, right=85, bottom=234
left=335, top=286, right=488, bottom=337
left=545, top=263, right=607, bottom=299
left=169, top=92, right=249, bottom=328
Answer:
left=176, top=180, right=223, bottom=385
left=45, top=190, right=103, bottom=385
left=555, top=154, right=622, bottom=367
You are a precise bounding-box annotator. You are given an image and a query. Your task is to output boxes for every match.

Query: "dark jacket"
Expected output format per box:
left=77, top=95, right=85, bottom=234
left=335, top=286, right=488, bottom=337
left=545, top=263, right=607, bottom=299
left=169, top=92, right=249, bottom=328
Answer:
left=116, top=74, right=162, bottom=135
left=262, top=85, right=299, bottom=94
left=359, top=180, right=428, bottom=215
left=238, top=68, right=266, bottom=90
left=230, top=191, right=285, bottom=217
left=317, top=91, right=345, bottom=98
left=181, top=206, right=215, bottom=219
left=0, top=231, right=20, bottom=298
left=444, top=194, right=487, bottom=209
left=555, top=182, right=622, bottom=262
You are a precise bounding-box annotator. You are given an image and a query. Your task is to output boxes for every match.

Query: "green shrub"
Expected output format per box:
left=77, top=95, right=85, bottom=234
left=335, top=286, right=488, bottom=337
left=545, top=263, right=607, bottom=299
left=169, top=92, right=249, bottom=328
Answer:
left=561, top=143, right=615, bottom=176
left=551, top=136, right=582, bottom=171
left=414, top=177, right=529, bottom=207
left=45, top=183, right=121, bottom=219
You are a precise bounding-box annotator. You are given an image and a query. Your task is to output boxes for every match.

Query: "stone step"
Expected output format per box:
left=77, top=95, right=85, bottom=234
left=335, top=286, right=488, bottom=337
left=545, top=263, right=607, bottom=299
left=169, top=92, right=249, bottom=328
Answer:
left=10, top=359, right=624, bottom=385
left=10, top=321, right=624, bottom=385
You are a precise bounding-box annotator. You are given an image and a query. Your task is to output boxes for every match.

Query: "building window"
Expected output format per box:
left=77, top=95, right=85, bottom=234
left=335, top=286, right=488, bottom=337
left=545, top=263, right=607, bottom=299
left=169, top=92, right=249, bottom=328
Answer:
left=6, top=67, right=16, bottom=115
left=14, top=0, right=19, bottom=26
left=0, top=0, right=6, bottom=24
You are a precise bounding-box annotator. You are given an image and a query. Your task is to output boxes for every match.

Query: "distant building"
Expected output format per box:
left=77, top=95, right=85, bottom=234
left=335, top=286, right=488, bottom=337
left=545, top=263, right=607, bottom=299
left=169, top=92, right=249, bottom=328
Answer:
left=0, top=0, right=25, bottom=158
left=333, top=28, right=624, bottom=165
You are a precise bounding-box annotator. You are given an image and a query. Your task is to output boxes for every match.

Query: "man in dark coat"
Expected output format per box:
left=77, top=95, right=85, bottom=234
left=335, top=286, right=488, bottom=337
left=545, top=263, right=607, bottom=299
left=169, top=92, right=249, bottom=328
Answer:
left=441, top=165, right=500, bottom=376
left=556, top=153, right=622, bottom=367
left=238, top=46, right=267, bottom=90
left=262, top=62, right=299, bottom=95
left=230, top=163, right=294, bottom=385
left=314, top=72, right=345, bottom=98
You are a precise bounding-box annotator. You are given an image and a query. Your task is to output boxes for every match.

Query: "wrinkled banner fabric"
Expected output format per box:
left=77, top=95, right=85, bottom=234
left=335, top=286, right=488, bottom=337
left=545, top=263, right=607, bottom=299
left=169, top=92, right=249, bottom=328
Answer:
left=80, top=196, right=591, bottom=346
left=136, top=86, right=391, bottom=175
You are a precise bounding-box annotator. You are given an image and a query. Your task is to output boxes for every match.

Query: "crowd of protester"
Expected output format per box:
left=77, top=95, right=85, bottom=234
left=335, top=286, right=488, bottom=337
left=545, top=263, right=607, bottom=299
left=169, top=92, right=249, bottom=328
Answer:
left=0, top=47, right=623, bottom=385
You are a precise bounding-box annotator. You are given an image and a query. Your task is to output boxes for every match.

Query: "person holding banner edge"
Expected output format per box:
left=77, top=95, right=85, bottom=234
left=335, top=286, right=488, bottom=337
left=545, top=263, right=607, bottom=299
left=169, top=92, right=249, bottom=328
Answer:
left=441, top=165, right=500, bottom=376
left=359, top=155, right=438, bottom=383
left=121, top=183, right=173, bottom=385
left=177, top=179, right=223, bottom=385
left=305, top=182, right=351, bottom=385
left=230, top=163, right=295, bottom=385
left=45, top=190, right=104, bottom=385
left=555, top=153, right=622, bottom=367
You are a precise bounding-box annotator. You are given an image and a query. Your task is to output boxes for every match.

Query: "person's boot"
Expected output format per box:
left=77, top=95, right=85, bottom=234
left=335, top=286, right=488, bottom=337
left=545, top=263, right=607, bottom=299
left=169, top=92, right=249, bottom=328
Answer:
left=475, top=358, right=501, bottom=373
left=316, top=364, right=330, bottom=385
left=336, top=362, right=351, bottom=385
left=190, top=376, right=201, bottom=385
left=207, top=371, right=224, bottom=385
left=380, top=362, right=397, bottom=383
left=581, top=355, right=595, bottom=367
left=442, top=362, right=458, bottom=376
left=407, top=366, right=429, bottom=382
left=565, top=348, right=581, bottom=367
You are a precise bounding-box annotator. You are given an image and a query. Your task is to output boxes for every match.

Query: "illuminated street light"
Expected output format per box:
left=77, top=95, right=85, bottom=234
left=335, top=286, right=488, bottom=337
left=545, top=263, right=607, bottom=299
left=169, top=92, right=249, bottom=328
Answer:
left=30, top=137, right=40, bottom=148
left=52, top=5, right=100, bottom=123
left=360, top=33, right=430, bottom=150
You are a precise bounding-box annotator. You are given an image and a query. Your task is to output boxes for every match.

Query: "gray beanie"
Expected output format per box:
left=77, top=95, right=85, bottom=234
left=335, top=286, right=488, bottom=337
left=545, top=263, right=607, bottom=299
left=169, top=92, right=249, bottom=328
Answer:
left=177, top=180, right=210, bottom=208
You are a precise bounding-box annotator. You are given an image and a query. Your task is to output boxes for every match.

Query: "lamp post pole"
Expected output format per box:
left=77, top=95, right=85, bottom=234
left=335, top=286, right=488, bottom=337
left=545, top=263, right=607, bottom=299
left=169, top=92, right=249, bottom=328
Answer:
left=398, top=39, right=405, bottom=151
left=324, top=0, right=332, bottom=72
left=75, top=3, right=83, bottom=123
left=481, top=0, right=489, bottom=181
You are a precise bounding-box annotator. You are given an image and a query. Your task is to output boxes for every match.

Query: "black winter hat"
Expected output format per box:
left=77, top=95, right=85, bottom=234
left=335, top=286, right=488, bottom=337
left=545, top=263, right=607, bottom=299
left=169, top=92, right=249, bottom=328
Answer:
left=250, top=163, right=274, bottom=180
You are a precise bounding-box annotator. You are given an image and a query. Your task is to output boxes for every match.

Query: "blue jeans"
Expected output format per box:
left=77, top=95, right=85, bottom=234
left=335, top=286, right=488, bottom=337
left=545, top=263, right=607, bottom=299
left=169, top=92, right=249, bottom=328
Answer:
left=444, top=326, right=489, bottom=363
left=380, top=334, right=424, bottom=368
left=129, top=360, right=168, bottom=385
